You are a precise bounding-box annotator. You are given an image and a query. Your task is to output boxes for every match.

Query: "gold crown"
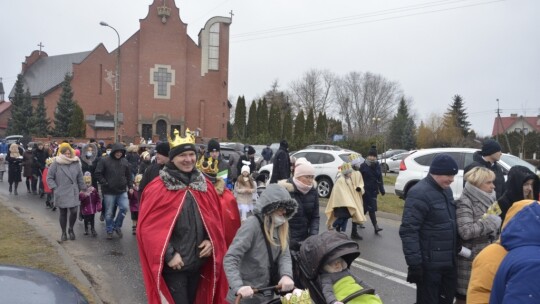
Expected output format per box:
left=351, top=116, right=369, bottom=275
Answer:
left=196, top=155, right=219, bottom=175
left=340, top=162, right=353, bottom=172
left=168, top=128, right=195, bottom=148
left=348, top=153, right=361, bottom=162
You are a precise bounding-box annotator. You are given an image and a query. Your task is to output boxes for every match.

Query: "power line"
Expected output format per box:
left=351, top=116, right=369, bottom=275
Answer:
left=231, top=0, right=505, bottom=43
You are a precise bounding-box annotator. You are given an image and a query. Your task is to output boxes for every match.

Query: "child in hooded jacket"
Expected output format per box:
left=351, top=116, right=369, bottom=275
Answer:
left=79, top=172, right=102, bottom=236
left=234, top=165, right=257, bottom=221
left=42, top=158, right=55, bottom=210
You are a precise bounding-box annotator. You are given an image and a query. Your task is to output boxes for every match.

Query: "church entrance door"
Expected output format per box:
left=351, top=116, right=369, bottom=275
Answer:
left=156, top=119, right=167, bottom=141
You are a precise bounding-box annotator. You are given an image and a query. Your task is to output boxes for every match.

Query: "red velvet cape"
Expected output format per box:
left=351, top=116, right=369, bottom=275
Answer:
left=219, top=188, right=241, bottom=247
left=137, top=176, right=228, bottom=304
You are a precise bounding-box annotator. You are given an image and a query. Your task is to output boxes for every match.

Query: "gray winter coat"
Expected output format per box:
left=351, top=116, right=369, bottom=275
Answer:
left=223, top=184, right=298, bottom=303
left=47, top=157, right=85, bottom=208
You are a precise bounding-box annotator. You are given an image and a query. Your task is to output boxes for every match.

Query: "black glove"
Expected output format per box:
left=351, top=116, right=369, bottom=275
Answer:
left=380, top=191, right=385, bottom=196
left=355, top=187, right=361, bottom=192
left=406, top=265, right=423, bottom=284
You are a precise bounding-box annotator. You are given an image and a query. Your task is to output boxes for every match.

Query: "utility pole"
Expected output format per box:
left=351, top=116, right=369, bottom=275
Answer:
left=495, top=99, right=513, bottom=154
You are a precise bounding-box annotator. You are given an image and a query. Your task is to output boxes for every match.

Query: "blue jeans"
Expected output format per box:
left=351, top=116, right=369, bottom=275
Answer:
left=103, top=192, right=129, bottom=233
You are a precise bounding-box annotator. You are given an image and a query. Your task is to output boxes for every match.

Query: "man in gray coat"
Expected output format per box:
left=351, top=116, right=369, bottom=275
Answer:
left=95, top=143, right=133, bottom=239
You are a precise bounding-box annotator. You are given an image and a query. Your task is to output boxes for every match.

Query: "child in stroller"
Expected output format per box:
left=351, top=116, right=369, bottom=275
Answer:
left=295, top=231, right=382, bottom=304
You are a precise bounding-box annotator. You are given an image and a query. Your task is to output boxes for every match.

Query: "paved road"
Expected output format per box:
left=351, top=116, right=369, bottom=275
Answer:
left=0, top=180, right=415, bottom=303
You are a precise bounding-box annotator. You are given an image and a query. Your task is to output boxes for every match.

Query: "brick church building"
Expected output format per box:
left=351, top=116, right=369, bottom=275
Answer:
left=10, top=0, right=231, bottom=142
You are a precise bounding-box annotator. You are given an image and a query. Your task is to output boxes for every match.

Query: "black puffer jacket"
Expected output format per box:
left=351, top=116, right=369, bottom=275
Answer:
left=278, top=178, right=320, bottom=249
left=94, top=143, right=132, bottom=195
left=498, top=165, right=540, bottom=222
left=464, top=151, right=506, bottom=199
left=270, top=146, right=291, bottom=183
left=399, top=174, right=458, bottom=270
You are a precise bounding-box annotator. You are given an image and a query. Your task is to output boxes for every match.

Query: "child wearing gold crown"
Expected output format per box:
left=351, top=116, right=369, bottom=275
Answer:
left=79, top=172, right=102, bottom=237
left=234, top=164, right=257, bottom=221
left=129, top=174, right=142, bottom=235
left=325, top=162, right=366, bottom=235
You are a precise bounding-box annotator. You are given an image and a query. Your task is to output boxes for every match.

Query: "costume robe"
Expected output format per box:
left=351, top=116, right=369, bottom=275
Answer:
left=325, top=171, right=366, bottom=228
left=137, top=175, right=228, bottom=304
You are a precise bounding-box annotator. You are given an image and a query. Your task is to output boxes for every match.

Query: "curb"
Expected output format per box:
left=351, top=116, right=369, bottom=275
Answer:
left=1, top=198, right=103, bottom=304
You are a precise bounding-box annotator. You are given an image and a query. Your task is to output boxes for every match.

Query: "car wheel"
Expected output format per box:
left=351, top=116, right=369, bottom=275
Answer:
left=382, top=163, right=389, bottom=173
left=317, top=177, right=333, bottom=198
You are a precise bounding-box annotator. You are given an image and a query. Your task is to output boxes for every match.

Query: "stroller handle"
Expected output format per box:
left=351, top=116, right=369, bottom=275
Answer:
left=234, top=284, right=282, bottom=304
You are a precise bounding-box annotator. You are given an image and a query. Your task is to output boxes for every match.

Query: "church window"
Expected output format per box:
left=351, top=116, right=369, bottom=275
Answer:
left=209, top=23, right=220, bottom=70
left=150, top=64, right=175, bottom=99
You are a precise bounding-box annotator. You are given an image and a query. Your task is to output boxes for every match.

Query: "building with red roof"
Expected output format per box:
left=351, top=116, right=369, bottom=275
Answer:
left=492, top=114, right=540, bottom=136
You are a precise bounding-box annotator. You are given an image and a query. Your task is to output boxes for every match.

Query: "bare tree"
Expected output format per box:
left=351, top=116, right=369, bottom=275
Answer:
left=333, top=71, right=401, bottom=137
left=289, top=69, right=335, bottom=115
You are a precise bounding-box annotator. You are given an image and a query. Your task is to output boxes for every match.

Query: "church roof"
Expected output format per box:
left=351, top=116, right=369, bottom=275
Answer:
left=9, top=51, right=91, bottom=99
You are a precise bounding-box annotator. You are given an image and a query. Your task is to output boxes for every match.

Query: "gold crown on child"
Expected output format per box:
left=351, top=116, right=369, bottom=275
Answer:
left=168, top=128, right=195, bottom=148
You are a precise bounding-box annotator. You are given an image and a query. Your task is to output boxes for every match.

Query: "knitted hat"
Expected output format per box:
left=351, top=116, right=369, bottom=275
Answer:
left=294, top=158, right=315, bottom=178
left=341, top=162, right=353, bottom=175
left=155, top=142, right=170, bottom=157
left=244, top=145, right=256, bottom=155
left=140, top=151, right=150, bottom=160
left=480, top=139, right=502, bottom=156
left=429, top=154, right=459, bottom=175
left=280, top=140, right=289, bottom=149
left=368, top=145, right=378, bottom=157
left=208, top=139, right=220, bottom=152
left=74, top=149, right=81, bottom=157
left=83, top=171, right=92, bottom=184
left=241, top=165, right=250, bottom=174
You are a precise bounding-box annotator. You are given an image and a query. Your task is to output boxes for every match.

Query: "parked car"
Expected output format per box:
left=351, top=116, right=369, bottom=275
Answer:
left=258, top=149, right=352, bottom=198
left=4, top=135, right=24, bottom=145
left=0, top=264, right=89, bottom=303
left=394, top=147, right=539, bottom=200
left=305, top=144, right=344, bottom=151
left=378, top=149, right=407, bottom=160
left=381, top=151, right=412, bottom=173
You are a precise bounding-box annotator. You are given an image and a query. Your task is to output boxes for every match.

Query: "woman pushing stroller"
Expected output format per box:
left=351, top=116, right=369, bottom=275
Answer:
left=224, top=184, right=298, bottom=303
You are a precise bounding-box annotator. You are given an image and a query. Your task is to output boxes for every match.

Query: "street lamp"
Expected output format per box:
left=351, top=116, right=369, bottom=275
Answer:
left=100, top=21, right=120, bottom=142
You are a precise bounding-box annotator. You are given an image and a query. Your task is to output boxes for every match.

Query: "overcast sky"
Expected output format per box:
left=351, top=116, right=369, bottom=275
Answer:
left=1, top=0, right=538, bottom=136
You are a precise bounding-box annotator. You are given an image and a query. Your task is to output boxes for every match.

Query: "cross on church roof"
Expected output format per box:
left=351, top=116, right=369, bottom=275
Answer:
left=229, top=10, right=234, bottom=20
left=37, top=42, right=45, bottom=54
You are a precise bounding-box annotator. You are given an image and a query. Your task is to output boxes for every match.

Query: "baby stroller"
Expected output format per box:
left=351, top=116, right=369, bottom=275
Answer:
left=293, top=231, right=379, bottom=304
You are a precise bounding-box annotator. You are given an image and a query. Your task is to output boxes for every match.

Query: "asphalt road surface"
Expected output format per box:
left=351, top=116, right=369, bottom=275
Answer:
left=0, top=180, right=416, bottom=303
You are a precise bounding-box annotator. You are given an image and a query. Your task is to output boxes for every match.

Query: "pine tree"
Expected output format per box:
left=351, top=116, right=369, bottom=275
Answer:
left=268, top=103, right=282, bottom=141
left=315, top=112, right=328, bottom=142
left=29, top=94, right=50, bottom=137
left=256, top=98, right=269, bottom=143
left=305, top=108, right=315, bottom=142
left=53, top=74, right=76, bottom=137
left=388, top=97, right=416, bottom=150
left=68, top=103, right=85, bottom=137
left=22, top=89, right=34, bottom=136
left=227, top=121, right=233, bottom=140
left=294, top=110, right=305, bottom=148
left=282, top=110, right=293, bottom=143
left=233, top=96, right=246, bottom=140
left=246, top=100, right=257, bottom=142
left=446, top=94, right=471, bottom=137
left=7, top=74, right=27, bottom=135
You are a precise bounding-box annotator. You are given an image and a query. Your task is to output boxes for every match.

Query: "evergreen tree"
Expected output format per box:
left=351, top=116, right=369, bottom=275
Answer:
left=256, top=98, right=269, bottom=143
left=268, top=103, right=282, bottom=141
left=305, top=108, right=315, bottom=142
left=233, top=96, right=246, bottom=140
left=246, top=100, right=257, bottom=142
left=327, top=118, right=343, bottom=137
left=7, top=74, right=27, bottom=135
left=22, top=89, right=34, bottom=136
left=446, top=94, right=471, bottom=137
left=53, top=74, right=76, bottom=137
left=294, top=110, right=305, bottom=148
left=68, top=103, right=86, bottom=137
left=388, top=97, right=416, bottom=150
left=29, top=94, right=50, bottom=137
left=315, top=112, right=328, bottom=142
left=282, top=110, right=293, bottom=143
left=227, top=121, right=233, bottom=140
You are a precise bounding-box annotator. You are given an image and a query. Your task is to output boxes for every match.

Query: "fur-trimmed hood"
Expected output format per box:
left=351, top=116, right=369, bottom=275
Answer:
left=254, top=184, right=298, bottom=218
left=81, top=143, right=98, bottom=165
left=278, top=178, right=317, bottom=193
left=158, top=166, right=208, bottom=192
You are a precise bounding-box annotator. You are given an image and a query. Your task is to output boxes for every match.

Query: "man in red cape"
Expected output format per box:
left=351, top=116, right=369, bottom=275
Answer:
left=137, top=129, right=228, bottom=303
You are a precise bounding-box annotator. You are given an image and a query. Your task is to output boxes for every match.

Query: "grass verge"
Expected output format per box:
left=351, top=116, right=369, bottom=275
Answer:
left=0, top=203, right=95, bottom=303
left=377, top=193, right=404, bottom=216
left=383, top=174, right=397, bottom=186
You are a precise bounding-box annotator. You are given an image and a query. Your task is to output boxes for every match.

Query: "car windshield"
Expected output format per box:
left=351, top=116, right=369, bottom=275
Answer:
left=500, top=154, right=537, bottom=173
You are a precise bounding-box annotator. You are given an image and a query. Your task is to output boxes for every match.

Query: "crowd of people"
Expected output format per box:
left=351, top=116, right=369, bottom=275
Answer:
left=1, top=135, right=538, bottom=304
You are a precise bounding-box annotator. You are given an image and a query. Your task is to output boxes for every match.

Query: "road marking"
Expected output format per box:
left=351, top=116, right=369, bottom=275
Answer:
left=352, top=259, right=416, bottom=289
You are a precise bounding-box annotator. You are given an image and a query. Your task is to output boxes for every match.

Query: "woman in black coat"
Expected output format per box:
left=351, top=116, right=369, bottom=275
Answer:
left=358, top=146, right=385, bottom=237
left=6, top=143, right=23, bottom=195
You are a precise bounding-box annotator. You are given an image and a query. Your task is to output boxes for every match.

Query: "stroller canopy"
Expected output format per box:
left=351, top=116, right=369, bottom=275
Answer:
left=298, top=231, right=360, bottom=280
